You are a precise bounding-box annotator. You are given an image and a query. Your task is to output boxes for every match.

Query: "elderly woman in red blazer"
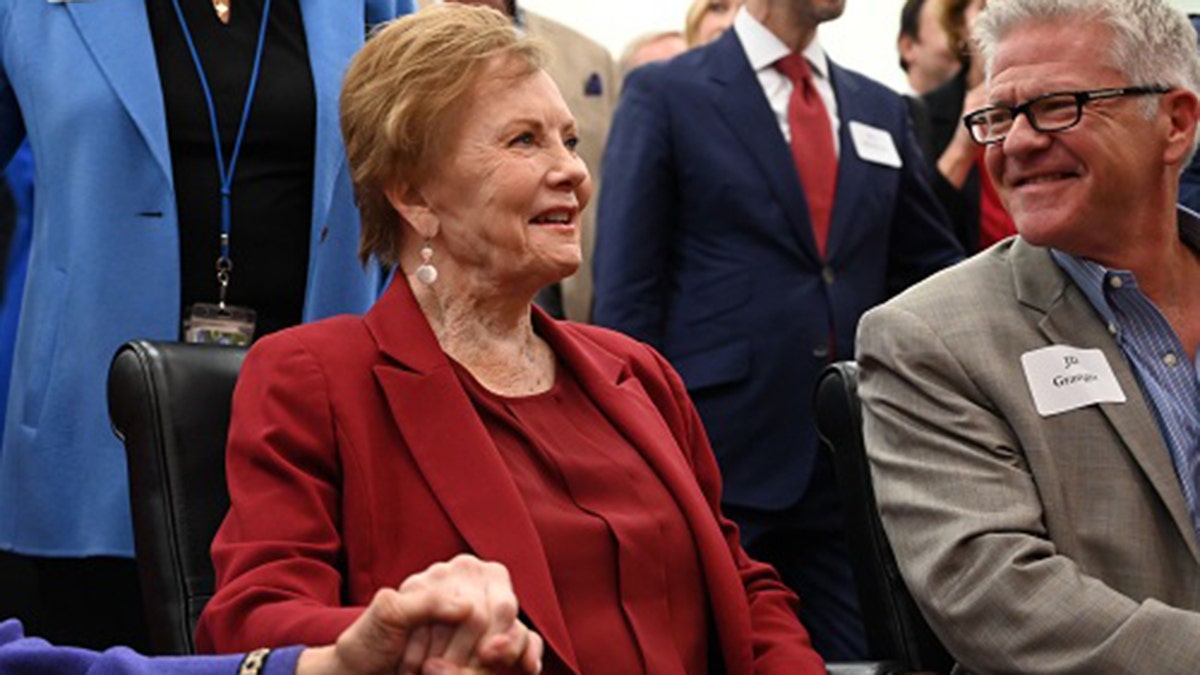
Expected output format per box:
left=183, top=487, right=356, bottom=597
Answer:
left=194, top=5, right=824, bottom=674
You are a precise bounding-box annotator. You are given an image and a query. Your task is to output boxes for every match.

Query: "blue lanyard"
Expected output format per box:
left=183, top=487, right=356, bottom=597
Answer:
left=168, top=0, right=273, bottom=304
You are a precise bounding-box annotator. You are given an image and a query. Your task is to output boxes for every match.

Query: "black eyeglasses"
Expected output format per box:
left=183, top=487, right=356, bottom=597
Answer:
left=962, top=85, right=1172, bottom=145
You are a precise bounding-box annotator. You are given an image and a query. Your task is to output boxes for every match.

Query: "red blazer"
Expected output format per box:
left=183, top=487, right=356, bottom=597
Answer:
left=194, top=279, right=823, bottom=674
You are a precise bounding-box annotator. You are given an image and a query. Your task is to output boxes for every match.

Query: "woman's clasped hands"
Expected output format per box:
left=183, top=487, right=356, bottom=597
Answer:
left=298, top=555, right=543, bottom=675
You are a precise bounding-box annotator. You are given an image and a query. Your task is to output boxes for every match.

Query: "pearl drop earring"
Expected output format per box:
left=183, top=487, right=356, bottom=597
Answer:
left=415, top=242, right=438, bottom=285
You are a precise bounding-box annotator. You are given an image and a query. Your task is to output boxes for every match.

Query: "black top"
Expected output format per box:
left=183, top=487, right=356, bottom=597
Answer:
left=920, top=67, right=981, bottom=254
left=146, top=0, right=316, bottom=338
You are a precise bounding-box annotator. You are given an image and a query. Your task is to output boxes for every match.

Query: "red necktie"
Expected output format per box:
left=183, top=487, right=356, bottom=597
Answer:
left=776, top=53, right=837, bottom=257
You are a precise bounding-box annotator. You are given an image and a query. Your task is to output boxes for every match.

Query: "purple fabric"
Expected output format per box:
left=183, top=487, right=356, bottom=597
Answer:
left=0, top=619, right=303, bottom=674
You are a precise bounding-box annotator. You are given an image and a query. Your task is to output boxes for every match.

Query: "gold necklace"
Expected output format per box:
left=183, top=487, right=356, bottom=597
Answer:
left=212, top=0, right=231, bottom=24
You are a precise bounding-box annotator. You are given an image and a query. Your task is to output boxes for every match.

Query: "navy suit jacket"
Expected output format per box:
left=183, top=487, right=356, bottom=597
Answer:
left=593, top=29, right=962, bottom=511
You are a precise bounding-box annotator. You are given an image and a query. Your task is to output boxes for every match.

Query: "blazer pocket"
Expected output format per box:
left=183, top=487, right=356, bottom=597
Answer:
left=672, top=341, right=751, bottom=391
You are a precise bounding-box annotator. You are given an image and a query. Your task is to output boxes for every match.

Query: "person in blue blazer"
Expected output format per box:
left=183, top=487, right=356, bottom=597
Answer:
left=593, top=0, right=962, bottom=660
left=0, top=0, right=413, bottom=650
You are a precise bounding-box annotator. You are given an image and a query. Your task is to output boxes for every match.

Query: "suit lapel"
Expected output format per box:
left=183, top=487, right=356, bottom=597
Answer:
left=824, top=62, right=867, bottom=261
left=540, top=318, right=756, bottom=675
left=1012, top=240, right=1200, bottom=564
left=708, top=32, right=820, bottom=264
left=365, top=282, right=580, bottom=671
left=298, top=0, right=356, bottom=240
left=65, top=1, right=172, bottom=183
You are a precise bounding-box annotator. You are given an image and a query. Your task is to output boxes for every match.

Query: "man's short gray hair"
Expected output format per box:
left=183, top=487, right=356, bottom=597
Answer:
left=975, top=0, right=1200, bottom=163
left=977, top=0, right=1200, bottom=94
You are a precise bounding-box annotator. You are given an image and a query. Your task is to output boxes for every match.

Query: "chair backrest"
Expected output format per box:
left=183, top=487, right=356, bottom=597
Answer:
left=814, top=361, right=956, bottom=674
left=107, top=340, right=248, bottom=655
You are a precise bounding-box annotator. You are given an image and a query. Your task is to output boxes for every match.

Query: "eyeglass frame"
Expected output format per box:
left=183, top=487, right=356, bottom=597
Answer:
left=961, top=85, right=1173, bottom=146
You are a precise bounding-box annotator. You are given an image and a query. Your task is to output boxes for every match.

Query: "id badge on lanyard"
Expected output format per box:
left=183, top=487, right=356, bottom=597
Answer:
left=172, top=0, right=272, bottom=345
left=183, top=303, right=257, bottom=346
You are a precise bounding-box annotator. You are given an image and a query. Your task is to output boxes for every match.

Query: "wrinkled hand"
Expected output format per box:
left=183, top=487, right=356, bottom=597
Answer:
left=295, top=555, right=542, bottom=675
left=397, top=555, right=541, bottom=674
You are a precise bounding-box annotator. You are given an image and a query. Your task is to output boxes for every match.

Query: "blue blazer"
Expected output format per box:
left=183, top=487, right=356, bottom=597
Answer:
left=0, top=0, right=413, bottom=557
left=593, top=30, right=962, bottom=511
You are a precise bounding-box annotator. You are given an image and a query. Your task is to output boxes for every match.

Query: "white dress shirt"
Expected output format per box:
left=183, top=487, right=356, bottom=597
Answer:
left=733, top=8, right=840, bottom=157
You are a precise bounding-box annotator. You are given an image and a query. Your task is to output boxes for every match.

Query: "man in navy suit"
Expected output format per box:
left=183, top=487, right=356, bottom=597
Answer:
left=593, top=0, right=962, bottom=660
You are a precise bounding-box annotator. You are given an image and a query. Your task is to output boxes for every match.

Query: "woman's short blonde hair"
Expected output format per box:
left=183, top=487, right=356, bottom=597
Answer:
left=684, top=0, right=740, bottom=48
left=684, top=0, right=712, bottom=47
left=340, top=4, right=545, bottom=266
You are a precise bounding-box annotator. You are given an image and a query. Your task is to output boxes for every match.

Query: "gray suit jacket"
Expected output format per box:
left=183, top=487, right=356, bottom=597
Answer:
left=856, top=236, right=1200, bottom=674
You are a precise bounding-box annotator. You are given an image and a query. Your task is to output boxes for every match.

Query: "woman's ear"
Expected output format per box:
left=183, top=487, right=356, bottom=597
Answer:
left=385, top=182, right=439, bottom=240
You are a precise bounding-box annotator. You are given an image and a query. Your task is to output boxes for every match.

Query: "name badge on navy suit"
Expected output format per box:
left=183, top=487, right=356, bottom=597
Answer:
left=849, top=121, right=902, bottom=168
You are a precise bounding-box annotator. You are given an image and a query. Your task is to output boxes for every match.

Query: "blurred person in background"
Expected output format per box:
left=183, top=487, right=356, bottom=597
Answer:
left=0, top=0, right=413, bottom=652
left=686, top=0, right=742, bottom=47
left=619, top=31, right=688, bottom=75
left=897, top=0, right=960, bottom=95
left=922, top=0, right=1017, bottom=253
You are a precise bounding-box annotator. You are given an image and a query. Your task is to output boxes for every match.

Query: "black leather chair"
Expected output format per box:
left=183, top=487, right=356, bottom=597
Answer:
left=815, top=362, right=956, bottom=674
left=107, top=340, right=248, bottom=655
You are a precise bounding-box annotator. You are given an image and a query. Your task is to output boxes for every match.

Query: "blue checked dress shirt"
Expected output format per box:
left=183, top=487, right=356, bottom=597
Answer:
left=1052, top=213, right=1200, bottom=545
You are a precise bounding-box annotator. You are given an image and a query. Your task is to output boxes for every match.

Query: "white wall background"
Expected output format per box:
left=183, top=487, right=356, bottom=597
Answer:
left=521, top=0, right=1200, bottom=94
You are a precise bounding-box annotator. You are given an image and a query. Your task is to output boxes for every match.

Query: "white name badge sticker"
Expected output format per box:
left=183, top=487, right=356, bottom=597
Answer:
left=849, top=121, right=902, bottom=169
left=1020, top=345, right=1126, bottom=417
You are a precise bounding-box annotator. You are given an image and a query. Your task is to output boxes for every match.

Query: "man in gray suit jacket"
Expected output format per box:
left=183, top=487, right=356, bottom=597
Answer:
left=857, top=0, right=1200, bottom=672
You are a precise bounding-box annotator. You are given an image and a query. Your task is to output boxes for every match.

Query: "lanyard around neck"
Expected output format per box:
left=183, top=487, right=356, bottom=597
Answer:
left=168, top=0, right=273, bottom=304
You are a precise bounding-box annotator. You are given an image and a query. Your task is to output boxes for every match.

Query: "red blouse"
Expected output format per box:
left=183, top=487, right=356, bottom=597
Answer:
left=452, top=359, right=710, bottom=675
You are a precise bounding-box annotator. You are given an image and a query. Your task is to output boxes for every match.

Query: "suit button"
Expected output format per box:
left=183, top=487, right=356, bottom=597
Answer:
left=822, top=266, right=835, bottom=286
left=812, top=344, right=829, bottom=359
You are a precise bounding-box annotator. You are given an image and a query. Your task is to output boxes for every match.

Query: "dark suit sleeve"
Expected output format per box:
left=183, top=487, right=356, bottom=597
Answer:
left=929, top=166, right=979, bottom=254
left=920, top=78, right=980, bottom=253
left=908, top=93, right=977, bottom=253
left=1180, top=153, right=1200, bottom=214
left=641, top=347, right=826, bottom=674
left=195, top=332, right=363, bottom=654
left=905, top=94, right=936, bottom=161
left=884, top=111, right=963, bottom=296
left=592, top=67, right=677, bottom=348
